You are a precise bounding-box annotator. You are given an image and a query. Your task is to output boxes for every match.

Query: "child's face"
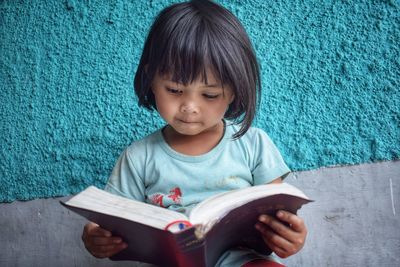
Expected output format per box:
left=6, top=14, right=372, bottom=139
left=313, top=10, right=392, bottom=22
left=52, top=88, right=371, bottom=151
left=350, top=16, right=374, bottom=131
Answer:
left=152, top=69, right=235, bottom=136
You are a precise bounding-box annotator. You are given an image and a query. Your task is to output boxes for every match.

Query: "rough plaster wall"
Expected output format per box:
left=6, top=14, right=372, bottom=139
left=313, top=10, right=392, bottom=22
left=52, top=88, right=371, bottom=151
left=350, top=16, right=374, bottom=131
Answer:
left=1, top=0, right=399, bottom=201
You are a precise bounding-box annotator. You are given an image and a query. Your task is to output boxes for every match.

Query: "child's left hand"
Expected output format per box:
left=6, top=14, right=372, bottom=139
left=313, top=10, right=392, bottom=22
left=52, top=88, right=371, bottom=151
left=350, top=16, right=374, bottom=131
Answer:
left=255, top=210, right=307, bottom=258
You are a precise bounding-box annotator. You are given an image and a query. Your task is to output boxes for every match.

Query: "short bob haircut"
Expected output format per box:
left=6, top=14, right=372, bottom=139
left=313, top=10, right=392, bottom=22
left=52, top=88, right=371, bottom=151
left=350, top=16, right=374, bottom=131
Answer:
left=134, top=0, right=260, bottom=139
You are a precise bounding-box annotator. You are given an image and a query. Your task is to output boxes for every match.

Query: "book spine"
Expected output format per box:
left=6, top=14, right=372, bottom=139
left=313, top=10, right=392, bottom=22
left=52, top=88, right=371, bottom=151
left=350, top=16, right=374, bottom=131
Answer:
left=174, top=227, right=207, bottom=267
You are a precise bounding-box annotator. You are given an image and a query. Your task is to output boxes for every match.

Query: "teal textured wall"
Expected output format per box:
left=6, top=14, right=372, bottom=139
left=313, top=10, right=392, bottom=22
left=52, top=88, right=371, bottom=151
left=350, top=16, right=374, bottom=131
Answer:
left=1, top=0, right=399, bottom=202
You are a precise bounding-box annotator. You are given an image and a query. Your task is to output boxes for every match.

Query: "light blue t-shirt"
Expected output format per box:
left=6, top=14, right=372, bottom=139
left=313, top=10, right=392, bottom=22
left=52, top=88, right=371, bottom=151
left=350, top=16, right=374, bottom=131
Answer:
left=105, top=121, right=290, bottom=266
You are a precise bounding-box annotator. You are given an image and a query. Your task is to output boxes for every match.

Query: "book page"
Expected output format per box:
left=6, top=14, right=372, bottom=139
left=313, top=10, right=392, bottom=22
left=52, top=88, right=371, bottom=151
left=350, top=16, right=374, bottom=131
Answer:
left=66, top=186, right=188, bottom=230
left=189, top=183, right=309, bottom=233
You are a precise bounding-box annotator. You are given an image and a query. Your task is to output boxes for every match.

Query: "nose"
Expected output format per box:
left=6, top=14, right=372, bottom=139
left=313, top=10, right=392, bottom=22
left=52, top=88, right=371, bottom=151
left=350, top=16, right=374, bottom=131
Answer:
left=180, top=98, right=199, bottom=114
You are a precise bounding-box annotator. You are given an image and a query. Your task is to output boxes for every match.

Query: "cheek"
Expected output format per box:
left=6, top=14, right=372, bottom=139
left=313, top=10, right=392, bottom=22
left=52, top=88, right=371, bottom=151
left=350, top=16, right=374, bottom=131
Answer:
left=155, top=96, right=175, bottom=117
left=205, top=101, right=231, bottom=117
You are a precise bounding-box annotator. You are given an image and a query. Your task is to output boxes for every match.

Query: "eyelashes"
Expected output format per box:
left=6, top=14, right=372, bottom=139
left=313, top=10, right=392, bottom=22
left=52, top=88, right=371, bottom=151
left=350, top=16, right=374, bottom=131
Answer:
left=166, top=87, right=181, bottom=94
left=203, top=94, right=220, bottom=99
left=165, top=87, right=220, bottom=99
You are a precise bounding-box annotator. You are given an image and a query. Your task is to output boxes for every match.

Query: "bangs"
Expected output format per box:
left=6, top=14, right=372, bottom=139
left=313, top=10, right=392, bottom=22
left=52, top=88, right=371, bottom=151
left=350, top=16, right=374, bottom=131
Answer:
left=154, top=12, right=225, bottom=86
left=159, top=40, right=216, bottom=86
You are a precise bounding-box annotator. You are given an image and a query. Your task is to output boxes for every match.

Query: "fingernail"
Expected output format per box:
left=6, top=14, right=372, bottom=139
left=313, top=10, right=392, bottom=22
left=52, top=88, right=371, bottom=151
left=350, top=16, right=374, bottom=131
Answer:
left=259, top=215, right=268, bottom=222
left=113, top=238, right=122, bottom=244
left=277, top=211, right=284, bottom=218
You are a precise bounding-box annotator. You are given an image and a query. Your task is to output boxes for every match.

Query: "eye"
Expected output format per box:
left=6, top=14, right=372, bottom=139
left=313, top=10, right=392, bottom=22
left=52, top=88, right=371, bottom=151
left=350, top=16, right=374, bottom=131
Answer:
left=203, top=94, right=220, bottom=99
left=166, top=87, right=182, bottom=95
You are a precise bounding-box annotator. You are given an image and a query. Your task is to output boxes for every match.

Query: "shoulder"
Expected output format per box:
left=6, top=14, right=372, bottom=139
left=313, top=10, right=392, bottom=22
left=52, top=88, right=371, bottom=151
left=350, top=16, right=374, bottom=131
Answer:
left=111, top=129, right=163, bottom=181
left=225, top=123, right=282, bottom=159
left=224, top=123, right=273, bottom=159
left=242, top=125, right=268, bottom=139
left=125, top=128, right=163, bottom=156
left=226, top=122, right=272, bottom=145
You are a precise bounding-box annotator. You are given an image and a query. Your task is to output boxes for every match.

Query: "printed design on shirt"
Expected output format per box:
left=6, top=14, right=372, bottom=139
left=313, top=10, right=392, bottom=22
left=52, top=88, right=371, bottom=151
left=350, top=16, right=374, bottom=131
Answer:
left=168, top=187, right=182, bottom=203
left=149, top=187, right=182, bottom=207
left=150, top=193, right=165, bottom=207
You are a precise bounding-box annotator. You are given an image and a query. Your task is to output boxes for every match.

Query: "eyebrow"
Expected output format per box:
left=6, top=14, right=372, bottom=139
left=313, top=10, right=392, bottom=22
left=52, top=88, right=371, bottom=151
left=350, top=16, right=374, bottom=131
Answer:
left=200, top=84, right=221, bottom=88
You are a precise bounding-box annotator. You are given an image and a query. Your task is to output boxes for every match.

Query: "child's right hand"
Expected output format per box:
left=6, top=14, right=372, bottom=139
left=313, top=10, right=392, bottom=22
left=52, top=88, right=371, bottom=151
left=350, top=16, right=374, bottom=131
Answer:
left=81, top=222, right=128, bottom=258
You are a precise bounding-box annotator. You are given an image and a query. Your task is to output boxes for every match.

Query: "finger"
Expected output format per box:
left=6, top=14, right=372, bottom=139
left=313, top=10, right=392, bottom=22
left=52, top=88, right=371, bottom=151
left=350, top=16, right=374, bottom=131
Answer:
left=276, top=211, right=306, bottom=233
left=91, top=236, right=123, bottom=246
left=276, top=212, right=307, bottom=252
left=261, top=236, right=291, bottom=259
left=260, top=214, right=307, bottom=247
left=84, top=222, right=99, bottom=232
left=87, top=225, right=112, bottom=237
left=259, top=215, right=292, bottom=237
left=255, top=223, right=292, bottom=251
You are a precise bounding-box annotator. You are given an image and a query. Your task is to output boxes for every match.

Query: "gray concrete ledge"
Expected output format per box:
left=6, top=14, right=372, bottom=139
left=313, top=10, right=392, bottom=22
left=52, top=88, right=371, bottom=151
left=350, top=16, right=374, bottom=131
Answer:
left=1, top=160, right=399, bottom=267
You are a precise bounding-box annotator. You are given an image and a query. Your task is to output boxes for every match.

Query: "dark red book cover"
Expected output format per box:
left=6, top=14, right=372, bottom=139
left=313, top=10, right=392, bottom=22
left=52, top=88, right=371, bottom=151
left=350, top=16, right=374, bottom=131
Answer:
left=61, top=193, right=311, bottom=267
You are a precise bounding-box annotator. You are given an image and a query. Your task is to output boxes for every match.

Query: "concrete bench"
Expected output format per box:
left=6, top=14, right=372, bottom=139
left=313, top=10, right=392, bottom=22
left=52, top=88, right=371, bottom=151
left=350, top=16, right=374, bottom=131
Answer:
left=1, top=161, right=399, bottom=266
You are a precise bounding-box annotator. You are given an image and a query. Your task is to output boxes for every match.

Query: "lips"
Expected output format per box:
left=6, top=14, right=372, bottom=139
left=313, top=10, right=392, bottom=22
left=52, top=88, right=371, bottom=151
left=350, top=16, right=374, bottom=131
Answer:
left=177, top=119, right=198, bottom=124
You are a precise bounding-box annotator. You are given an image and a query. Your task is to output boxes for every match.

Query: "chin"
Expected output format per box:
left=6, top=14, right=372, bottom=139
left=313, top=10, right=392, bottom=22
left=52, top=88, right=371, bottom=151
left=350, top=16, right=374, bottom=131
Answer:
left=174, top=127, right=203, bottom=136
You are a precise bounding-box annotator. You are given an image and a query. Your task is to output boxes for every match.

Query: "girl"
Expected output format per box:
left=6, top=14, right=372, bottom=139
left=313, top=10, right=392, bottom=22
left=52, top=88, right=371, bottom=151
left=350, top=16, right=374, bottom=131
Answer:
left=82, top=1, right=307, bottom=266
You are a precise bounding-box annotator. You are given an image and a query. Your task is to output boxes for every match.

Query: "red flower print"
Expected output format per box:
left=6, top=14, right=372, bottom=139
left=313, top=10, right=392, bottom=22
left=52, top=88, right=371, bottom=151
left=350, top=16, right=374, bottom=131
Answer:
left=168, top=187, right=182, bottom=203
left=150, top=193, right=164, bottom=207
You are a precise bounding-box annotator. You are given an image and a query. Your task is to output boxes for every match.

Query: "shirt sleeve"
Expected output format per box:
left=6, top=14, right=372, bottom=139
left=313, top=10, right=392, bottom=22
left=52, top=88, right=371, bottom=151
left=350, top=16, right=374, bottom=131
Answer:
left=251, top=129, right=290, bottom=185
left=104, top=147, right=146, bottom=202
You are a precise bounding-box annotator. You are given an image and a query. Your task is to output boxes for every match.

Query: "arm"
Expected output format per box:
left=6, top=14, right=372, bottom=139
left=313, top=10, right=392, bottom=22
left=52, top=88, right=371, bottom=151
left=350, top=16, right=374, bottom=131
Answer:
left=81, top=222, right=128, bottom=258
left=81, top=147, right=144, bottom=258
left=255, top=177, right=307, bottom=258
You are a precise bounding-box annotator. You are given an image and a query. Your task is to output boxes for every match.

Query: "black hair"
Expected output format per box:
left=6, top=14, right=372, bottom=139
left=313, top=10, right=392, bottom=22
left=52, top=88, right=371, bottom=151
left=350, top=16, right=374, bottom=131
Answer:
left=134, top=0, right=260, bottom=138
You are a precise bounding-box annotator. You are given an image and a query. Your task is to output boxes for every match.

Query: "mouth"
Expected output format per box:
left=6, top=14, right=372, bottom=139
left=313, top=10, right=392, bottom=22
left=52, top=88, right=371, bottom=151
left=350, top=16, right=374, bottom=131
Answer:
left=177, top=119, right=198, bottom=124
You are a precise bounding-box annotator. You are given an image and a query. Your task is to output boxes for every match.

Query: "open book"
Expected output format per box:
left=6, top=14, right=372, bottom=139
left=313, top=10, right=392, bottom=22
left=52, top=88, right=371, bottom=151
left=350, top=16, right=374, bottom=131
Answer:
left=61, top=183, right=312, bottom=267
